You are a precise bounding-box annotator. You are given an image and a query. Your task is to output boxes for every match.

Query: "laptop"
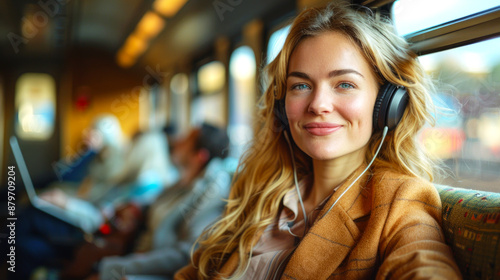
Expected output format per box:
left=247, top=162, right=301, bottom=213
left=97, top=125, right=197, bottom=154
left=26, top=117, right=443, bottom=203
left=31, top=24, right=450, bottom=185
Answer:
left=10, top=136, right=94, bottom=234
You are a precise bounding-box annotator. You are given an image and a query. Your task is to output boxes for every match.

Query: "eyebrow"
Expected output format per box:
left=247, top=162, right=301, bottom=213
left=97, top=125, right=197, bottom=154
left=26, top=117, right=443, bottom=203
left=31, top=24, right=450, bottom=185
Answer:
left=287, top=69, right=364, bottom=79
left=329, top=69, right=364, bottom=78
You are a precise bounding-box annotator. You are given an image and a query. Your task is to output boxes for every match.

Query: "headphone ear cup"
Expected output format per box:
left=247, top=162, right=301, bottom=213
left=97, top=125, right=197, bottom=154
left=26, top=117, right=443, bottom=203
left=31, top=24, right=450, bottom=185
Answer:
left=373, top=83, right=389, bottom=132
left=373, top=83, right=409, bottom=132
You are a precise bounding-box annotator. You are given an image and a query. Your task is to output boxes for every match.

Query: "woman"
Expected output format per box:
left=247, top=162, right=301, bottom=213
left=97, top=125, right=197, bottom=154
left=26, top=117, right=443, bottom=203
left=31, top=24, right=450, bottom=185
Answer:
left=175, top=2, right=461, bottom=279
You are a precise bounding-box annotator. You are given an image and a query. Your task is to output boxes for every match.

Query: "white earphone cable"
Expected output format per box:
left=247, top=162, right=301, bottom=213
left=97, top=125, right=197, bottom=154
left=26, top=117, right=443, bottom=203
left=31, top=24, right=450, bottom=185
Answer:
left=283, top=131, right=308, bottom=231
left=320, top=126, right=389, bottom=220
left=284, top=126, right=388, bottom=230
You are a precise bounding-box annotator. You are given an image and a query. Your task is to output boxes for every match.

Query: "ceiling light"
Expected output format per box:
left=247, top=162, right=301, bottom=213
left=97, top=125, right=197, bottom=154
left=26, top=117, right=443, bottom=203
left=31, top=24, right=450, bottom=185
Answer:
left=136, top=11, right=166, bottom=40
left=116, top=49, right=135, bottom=68
left=153, top=0, right=189, bottom=17
left=123, top=34, right=148, bottom=57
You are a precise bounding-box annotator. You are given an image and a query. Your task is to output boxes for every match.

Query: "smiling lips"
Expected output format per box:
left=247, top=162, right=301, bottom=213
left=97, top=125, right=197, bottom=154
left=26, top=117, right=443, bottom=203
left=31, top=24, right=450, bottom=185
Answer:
left=304, top=122, right=342, bottom=136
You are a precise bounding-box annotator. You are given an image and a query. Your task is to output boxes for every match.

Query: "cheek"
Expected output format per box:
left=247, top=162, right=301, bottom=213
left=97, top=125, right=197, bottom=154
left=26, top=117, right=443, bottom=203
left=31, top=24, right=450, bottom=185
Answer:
left=343, top=97, right=375, bottom=128
left=285, top=98, right=305, bottom=123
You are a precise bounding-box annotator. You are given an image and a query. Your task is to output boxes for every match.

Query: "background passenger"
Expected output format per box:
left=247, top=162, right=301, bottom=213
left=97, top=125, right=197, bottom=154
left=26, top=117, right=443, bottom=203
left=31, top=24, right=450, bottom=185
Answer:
left=50, top=114, right=128, bottom=188
left=15, top=124, right=176, bottom=280
left=175, top=3, right=461, bottom=279
left=41, top=128, right=176, bottom=232
left=92, top=123, right=234, bottom=280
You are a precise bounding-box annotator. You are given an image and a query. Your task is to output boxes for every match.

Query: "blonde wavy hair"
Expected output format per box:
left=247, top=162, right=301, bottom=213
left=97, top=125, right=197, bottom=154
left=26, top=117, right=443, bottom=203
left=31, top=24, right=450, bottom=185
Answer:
left=193, top=2, right=438, bottom=278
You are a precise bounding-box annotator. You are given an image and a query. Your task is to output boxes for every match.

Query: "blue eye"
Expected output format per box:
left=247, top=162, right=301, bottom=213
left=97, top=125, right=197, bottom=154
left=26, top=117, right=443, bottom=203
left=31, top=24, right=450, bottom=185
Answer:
left=338, top=82, right=355, bottom=89
left=291, top=83, right=310, bottom=91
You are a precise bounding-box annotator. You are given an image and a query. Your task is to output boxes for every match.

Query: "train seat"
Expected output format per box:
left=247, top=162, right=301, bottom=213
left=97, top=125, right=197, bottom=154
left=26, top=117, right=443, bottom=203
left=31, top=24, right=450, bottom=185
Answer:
left=434, top=184, right=500, bottom=280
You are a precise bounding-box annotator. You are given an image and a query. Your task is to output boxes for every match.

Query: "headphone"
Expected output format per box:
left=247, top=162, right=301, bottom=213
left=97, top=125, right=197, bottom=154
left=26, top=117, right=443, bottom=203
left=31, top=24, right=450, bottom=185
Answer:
left=276, top=82, right=409, bottom=226
left=274, top=82, right=409, bottom=133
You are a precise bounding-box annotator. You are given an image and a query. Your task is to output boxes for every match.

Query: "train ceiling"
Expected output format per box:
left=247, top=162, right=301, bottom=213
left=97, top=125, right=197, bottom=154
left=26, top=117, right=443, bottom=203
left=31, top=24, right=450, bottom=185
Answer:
left=0, top=0, right=298, bottom=68
left=0, top=0, right=379, bottom=69
left=0, top=0, right=143, bottom=59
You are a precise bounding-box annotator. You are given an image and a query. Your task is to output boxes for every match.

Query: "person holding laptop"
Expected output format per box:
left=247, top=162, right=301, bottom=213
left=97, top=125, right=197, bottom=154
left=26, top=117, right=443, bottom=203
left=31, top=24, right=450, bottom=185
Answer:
left=12, top=123, right=175, bottom=280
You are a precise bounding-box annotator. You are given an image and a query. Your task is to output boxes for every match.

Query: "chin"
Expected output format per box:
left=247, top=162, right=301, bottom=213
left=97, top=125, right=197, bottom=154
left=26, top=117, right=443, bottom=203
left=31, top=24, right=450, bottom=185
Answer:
left=310, top=155, right=338, bottom=161
left=304, top=149, right=342, bottom=161
left=302, top=141, right=366, bottom=162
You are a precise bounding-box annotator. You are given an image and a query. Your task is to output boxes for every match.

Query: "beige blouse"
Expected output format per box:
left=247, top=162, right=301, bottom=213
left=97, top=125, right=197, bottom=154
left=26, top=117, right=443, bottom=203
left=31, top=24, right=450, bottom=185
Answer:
left=242, top=176, right=337, bottom=280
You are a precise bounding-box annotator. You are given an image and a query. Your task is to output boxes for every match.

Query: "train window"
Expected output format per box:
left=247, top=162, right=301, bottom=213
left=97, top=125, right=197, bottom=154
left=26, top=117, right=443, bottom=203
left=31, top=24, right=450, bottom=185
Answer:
left=143, top=84, right=168, bottom=130
left=15, top=73, right=56, bottom=140
left=169, top=73, right=190, bottom=134
left=229, top=46, right=256, bottom=157
left=392, top=0, right=499, bottom=35
left=266, top=24, right=291, bottom=64
left=197, top=60, right=225, bottom=94
left=192, top=61, right=226, bottom=127
left=418, top=37, right=500, bottom=192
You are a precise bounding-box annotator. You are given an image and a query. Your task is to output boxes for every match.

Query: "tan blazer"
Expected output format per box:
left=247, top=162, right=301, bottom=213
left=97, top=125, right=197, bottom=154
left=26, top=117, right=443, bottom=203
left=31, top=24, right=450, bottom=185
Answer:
left=175, top=165, right=462, bottom=279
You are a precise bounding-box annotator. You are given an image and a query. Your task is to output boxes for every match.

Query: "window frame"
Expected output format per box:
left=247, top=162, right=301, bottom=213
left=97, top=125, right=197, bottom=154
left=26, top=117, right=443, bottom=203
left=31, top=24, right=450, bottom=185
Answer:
left=168, top=72, right=191, bottom=135
left=362, top=1, right=500, bottom=55
left=377, top=1, right=500, bottom=190
left=405, top=6, right=500, bottom=55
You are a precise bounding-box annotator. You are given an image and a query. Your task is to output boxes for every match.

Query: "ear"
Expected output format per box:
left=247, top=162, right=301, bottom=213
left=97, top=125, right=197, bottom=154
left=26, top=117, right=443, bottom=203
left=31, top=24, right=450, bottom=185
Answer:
left=196, top=148, right=210, bottom=164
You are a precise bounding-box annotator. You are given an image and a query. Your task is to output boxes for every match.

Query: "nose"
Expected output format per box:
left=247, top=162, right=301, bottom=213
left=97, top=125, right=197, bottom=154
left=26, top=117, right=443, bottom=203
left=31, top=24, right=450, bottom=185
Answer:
left=308, top=84, right=334, bottom=115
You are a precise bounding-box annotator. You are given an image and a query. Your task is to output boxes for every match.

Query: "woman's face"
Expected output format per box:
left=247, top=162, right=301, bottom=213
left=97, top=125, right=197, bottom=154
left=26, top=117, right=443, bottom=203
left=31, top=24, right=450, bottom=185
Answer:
left=285, top=31, right=379, bottom=162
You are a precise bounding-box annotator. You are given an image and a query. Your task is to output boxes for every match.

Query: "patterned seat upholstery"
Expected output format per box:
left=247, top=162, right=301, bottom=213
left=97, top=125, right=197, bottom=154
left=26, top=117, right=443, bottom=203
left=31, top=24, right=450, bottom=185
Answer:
left=434, top=184, right=500, bottom=280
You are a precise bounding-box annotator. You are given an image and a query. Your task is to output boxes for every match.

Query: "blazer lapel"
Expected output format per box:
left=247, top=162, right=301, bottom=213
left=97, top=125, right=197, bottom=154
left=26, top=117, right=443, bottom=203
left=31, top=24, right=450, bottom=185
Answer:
left=282, top=164, right=371, bottom=279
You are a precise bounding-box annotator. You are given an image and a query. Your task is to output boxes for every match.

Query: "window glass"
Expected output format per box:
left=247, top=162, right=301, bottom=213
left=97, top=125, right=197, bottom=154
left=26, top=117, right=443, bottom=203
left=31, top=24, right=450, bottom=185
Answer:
left=139, top=84, right=168, bottom=131
left=267, top=24, right=291, bottom=64
left=15, top=73, right=56, bottom=140
left=392, top=0, right=499, bottom=35
left=229, top=46, right=256, bottom=158
left=192, top=61, right=226, bottom=127
left=418, top=37, right=500, bottom=192
left=197, top=61, right=225, bottom=94
left=190, top=94, right=225, bottom=127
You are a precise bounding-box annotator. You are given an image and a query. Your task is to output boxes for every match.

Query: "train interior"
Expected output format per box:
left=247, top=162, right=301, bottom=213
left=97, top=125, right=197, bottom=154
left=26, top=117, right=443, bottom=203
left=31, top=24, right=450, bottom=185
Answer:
left=0, top=0, right=499, bottom=279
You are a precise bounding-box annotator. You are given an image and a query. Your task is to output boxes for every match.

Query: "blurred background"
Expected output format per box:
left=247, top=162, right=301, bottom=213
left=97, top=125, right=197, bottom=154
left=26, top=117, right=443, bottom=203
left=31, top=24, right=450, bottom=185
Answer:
left=0, top=0, right=499, bottom=279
